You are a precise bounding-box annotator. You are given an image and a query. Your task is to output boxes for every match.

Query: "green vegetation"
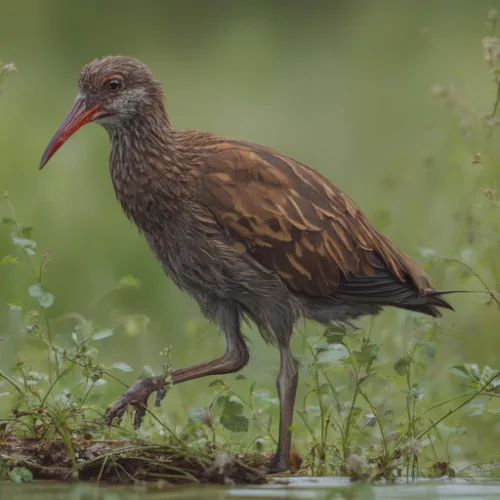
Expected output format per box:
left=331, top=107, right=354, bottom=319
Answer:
left=1, top=2, right=500, bottom=488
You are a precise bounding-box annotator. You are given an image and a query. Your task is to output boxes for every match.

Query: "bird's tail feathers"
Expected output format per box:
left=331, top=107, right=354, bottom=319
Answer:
left=424, top=288, right=488, bottom=297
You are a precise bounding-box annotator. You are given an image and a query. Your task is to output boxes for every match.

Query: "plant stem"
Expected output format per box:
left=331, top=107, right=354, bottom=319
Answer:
left=343, top=377, right=359, bottom=460
left=0, top=369, right=26, bottom=398
left=5, top=195, right=59, bottom=381
left=417, top=369, right=500, bottom=440
left=40, top=366, right=72, bottom=408
left=417, top=393, right=476, bottom=418
left=491, top=81, right=500, bottom=118
left=442, top=258, right=500, bottom=310
left=234, top=388, right=278, bottom=444
left=358, top=386, right=387, bottom=457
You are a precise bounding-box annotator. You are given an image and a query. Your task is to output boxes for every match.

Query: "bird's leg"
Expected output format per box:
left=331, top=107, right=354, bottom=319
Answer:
left=105, top=311, right=249, bottom=428
left=267, top=345, right=299, bottom=474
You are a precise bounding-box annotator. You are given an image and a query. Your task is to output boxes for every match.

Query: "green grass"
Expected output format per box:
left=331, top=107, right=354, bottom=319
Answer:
left=2, top=4, right=500, bottom=486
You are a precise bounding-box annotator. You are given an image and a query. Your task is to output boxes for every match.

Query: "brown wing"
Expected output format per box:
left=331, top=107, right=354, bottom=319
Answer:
left=196, top=137, right=436, bottom=302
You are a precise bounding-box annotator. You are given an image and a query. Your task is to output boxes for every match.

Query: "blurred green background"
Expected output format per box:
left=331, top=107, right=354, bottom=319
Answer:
left=1, top=0, right=500, bottom=460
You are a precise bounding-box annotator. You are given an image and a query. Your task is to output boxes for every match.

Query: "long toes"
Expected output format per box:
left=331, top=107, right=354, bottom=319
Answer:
left=266, top=458, right=290, bottom=475
left=133, top=404, right=147, bottom=430
left=155, top=387, right=166, bottom=407
left=104, top=376, right=167, bottom=428
left=105, top=402, right=127, bottom=425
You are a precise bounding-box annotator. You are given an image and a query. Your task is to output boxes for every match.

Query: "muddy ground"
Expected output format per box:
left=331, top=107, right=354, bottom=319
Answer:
left=0, top=437, right=295, bottom=485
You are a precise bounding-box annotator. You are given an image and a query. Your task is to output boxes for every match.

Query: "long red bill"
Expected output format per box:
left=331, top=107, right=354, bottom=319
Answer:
left=39, top=95, right=102, bottom=169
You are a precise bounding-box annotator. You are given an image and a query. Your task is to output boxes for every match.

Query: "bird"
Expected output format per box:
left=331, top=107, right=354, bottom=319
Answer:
left=39, top=56, right=454, bottom=474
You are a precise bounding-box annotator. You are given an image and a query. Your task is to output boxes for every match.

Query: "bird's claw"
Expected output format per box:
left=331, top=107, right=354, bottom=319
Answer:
left=155, top=385, right=166, bottom=407
left=105, top=375, right=167, bottom=430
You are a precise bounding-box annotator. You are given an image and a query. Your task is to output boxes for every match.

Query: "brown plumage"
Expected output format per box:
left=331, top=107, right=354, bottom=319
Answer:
left=40, top=56, right=453, bottom=473
left=198, top=138, right=448, bottom=314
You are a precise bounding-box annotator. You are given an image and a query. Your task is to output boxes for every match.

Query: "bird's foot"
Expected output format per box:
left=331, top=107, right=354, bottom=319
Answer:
left=105, top=375, right=167, bottom=429
left=266, top=455, right=290, bottom=475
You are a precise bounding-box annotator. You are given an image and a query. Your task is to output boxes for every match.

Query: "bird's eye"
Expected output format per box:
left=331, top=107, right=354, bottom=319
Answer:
left=104, top=78, right=123, bottom=92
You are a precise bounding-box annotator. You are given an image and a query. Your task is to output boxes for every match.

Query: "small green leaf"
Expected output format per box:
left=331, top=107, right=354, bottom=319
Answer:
left=18, top=224, right=33, bottom=239
left=315, top=344, right=350, bottom=364
left=38, top=292, right=54, bottom=308
left=208, top=379, right=226, bottom=389
left=9, top=466, right=33, bottom=483
left=112, top=362, right=133, bottom=372
left=12, top=235, right=37, bottom=252
left=188, top=407, right=209, bottom=424
left=221, top=398, right=244, bottom=416
left=252, top=389, right=278, bottom=404
left=92, top=328, right=114, bottom=340
left=312, top=341, right=330, bottom=353
left=219, top=396, right=248, bottom=432
left=424, top=342, right=438, bottom=358
left=324, top=325, right=346, bottom=345
left=235, top=374, right=246, bottom=380
left=410, top=383, right=424, bottom=400
left=0, top=217, right=15, bottom=225
left=324, top=325, right=347, bottom=335
left=393, top=357, right=410, bottom=376
left=0, top=255, right=18, bottom=264
left=349, top=406, right=363, bottom=422
left=220, top=414, right=249, bottom=433
left=469, top=408, right=484, bottom=417
left=354, top=343, right=380, bottom=367
left=140, top=365, right=155, bottom=377
left=28, top=284, right=43, bottom=298
left=450, top=363, right=480, bottom=381
left=28, top=283, right=54, bottom=309
left=117, top=275, right=142, bottom=288
left=449, top=365, right=470, bottom=379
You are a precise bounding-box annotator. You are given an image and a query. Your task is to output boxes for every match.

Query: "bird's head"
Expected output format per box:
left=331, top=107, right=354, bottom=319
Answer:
left=40, top=56, right=162, bottom=169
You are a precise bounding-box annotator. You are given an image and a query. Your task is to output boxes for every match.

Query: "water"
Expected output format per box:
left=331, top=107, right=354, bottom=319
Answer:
left=2, top=478, right=500, bottom=500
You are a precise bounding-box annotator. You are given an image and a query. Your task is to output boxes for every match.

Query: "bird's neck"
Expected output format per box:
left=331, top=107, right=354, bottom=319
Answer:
left=107, top=103, right=194, bottom=226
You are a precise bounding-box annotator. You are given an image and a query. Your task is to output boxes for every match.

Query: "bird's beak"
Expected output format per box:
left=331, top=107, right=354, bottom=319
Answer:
left=39, top=95, right=102, bottom=169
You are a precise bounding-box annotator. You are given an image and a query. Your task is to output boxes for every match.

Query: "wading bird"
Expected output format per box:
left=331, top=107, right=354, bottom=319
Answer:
left=40, top=56, right=454, bottom=473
